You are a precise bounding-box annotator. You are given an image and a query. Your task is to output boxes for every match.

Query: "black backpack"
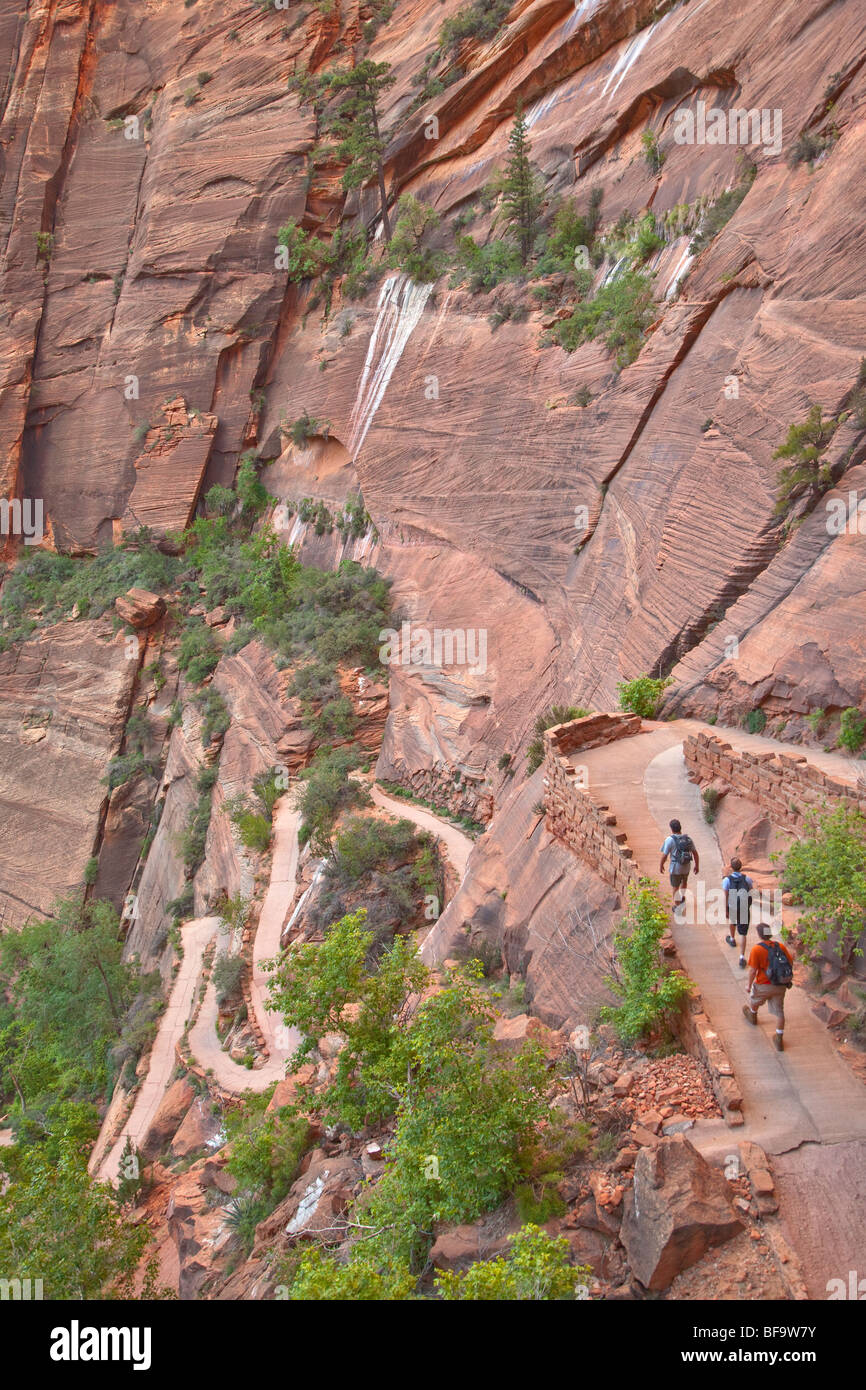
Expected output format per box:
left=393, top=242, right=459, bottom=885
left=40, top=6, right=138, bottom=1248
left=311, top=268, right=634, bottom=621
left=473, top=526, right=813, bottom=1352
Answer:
left=764, top=941, right=793, bottom=988
left=670, top=833, right=693, bottom=870
left=727, top=871, right=752, bottom=925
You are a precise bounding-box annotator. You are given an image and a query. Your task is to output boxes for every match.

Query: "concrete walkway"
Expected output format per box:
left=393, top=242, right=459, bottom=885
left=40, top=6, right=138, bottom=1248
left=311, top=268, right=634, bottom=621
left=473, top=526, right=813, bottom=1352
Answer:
left=96, top=915, right=220, bottom=1183
left=370, top=784, right=473, bottom=878
left=574, top=719, right=866, bottom=1296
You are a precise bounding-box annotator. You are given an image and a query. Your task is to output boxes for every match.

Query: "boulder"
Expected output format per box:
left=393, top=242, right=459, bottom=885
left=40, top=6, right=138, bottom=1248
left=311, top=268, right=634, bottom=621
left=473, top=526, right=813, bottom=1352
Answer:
left=114, top=588, right=166, bottom=628
left=621, top=1135, right=743, bottom=1290
left=171, top=1097, right=225, bottom=1159
left=140, top=1077, right=196, bottom=1160
left=253, top=1153, right=362, bottom=1250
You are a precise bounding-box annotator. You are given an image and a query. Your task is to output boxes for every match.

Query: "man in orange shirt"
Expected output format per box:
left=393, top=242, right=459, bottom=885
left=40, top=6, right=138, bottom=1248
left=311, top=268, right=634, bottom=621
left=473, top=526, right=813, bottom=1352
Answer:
left=742, top=921, right=794, bottom=1051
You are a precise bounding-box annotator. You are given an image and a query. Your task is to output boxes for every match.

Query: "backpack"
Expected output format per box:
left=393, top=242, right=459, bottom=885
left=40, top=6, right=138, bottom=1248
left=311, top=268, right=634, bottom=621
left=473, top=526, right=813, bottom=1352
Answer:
left=763, top=941, right=793, bottom=988
left=726, top=871, right=752, bottom=925
left=669, top=833, right=693, bottom=870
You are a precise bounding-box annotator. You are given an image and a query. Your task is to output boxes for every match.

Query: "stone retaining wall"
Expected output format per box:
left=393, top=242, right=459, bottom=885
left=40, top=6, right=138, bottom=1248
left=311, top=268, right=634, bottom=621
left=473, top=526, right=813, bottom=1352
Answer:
left=542, top=713, right=643, bottom=898
left=684, top=730, right=866, bottom=832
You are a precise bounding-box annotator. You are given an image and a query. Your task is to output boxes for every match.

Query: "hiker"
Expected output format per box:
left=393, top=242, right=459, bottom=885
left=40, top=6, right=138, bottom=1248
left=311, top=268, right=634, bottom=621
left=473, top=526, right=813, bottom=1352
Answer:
left=723, top=857, right=754, bottom=968
left=659, top=818, right=699, bottom=908
left=742, top=921, right=794, bottom=1051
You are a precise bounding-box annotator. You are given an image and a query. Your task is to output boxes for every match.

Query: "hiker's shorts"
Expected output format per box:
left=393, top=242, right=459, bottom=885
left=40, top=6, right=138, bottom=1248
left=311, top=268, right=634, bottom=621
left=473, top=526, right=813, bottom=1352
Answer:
left=670, top=872, right=689, bottom=888
left=750, top=982, right=788, bottom=1023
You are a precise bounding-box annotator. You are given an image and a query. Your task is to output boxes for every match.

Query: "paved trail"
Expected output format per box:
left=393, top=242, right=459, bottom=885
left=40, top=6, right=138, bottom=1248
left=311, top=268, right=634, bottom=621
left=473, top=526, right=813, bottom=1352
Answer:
left=93, top=789, right=473, bottom=1184
left=574, top=718, right=866, bottom=1294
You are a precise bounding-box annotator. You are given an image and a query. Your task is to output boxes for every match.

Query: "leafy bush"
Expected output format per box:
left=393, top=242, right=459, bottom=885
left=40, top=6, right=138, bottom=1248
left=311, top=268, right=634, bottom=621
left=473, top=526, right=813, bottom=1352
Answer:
left=451, top=235, right=522, bottom=292
left=330, top=815, right=417, bottom=884
left=641, top=130, right=664, bottom=174
left=600, top=880, right=693, bottom=1044
left=225, top=1096, right=313, bottom=1212
left=386, top=195, right=447, bottom=282
left=0, top=532, right=179, bottom=653
left=235, top=811, right=271, bottom=853
left=437, top=1224, right=588, bottom=1300
left=526, top=705, right=590, bottom=773
left=744, top=708, right=767, bottom=734
left=616, top=675, right=672, bottom=719
left=103, top=749, right=156, bottom=790
left=213, top=953, right=245, bottom=1005
left=293, top=747, right=371, bottom=854
left=289, top=662, right=341, bottom=703
left=777, top=807, right=866, bottom=967
left=701, top=786, right=721, bottom=824
left=632, top=213, right=664, bottom=264
left=839, top=707, right=866, bottom=754
left=546, top=268, right=656, bottom=367
left=177, top=620, right=221, bottom=684
left=536, top=191, right=602, bottom=277
left=439, top=0, right=510, bottom=55
left=191, top=687, right=230, bottom=745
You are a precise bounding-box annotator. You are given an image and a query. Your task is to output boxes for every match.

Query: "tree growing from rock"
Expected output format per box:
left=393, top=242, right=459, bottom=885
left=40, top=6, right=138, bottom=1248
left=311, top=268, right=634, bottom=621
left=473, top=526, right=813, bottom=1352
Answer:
left=320, top=60, right=397, bottom=241
left=501, top=105, right=543, bottom=264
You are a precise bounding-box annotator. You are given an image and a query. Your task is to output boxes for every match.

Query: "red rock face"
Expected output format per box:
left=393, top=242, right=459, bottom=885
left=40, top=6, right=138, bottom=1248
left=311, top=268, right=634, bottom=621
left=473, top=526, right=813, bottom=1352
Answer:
left=3, top=0, right=866, bottom=915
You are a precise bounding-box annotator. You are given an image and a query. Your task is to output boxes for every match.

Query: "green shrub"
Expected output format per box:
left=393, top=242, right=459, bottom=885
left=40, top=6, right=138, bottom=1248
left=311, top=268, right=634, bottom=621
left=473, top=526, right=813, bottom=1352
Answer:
left=451, top=235, right=522, bottom=293
left=839, top=707, right=866, bottom=754
left=600, top=880, right=693, bottom=1044
left=386, top=194, right=447, bottom=282
left=439, top=1224, right=588, bottom=1300
left=236, top=811, right=271, bottom=853
left=744, top=708, right=767, bottom=734
left=701, top=786, right=721, bottom=824
left=546, top=268, right=656, bottom=367
left=289, top=662, right=341, bottom=703
left=103, top=749, right=156, bottom=790
left=330, top=816, right=417, bottom=883
left=776, top=807, right=866, bottom=967
left=212, top=953, right=245, bottom=1004
left=293, top=747, right=371, bottom=854
left=83, top=857, right=99, bottom=887
left=616, top=675, right=672, bottom=719
left=807, top=708, right=826, bottom=735
left=177, top=620, right=221, bottom=684
left=526, top=705, right=590, bottom=773
left=641, top=130, right=664, bottom=174
left=192, top=687, right=230, bottom=744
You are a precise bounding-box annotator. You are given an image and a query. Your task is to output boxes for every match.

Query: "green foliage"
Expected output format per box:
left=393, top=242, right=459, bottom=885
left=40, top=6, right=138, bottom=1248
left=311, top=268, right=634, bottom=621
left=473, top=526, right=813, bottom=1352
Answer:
left=525, top=705, right=590, bottom=773
left=773, top=404, right=841, bottom=513
left=335, top=494, right=373, bottom=540
left=0, top=1139, right=158, bottom=1299
left=318, top=60, right=397, bottom=237
left=689, top=161, right=756, bottom=254
left=535, top=189, right=602, bottom=278
left=287, top=411, right=328, bottom=447
left=839, top=707, right=866, bottom=754
left=236, top=810, right=272, bottom=852
left=253, top=768, right=283, bottom=819
left=386, top=194, right=447, bottom=282
left=641, top=130, right=665, bottom=174
left=0, top=531, right=179, bottom=653
left=176, top=763, right=218, bottom=875
left=302, top=694, right=357, bottom=741
left=83, top=857, right=99, bottom=886
left=191, top=686, right=230, bottom=745
left=546, top=268, right=656, bottom=366
left=632, top=213, right=664, bottom=264
left=501, top=106, right=544, bottom=265
left=293, top=746, right=371, bottom=854
left=330, top=815, right=418, bottom=884
left=276, top=220, right=323, bottom=281
left=177, top=619, right=221, bottom=684
left=777, top=807, right=866, bottom=967
left=744, top=708, right=767, bottom=734
left=212, top=953, right=245, bottom=1005
left=225, top=1100, right=313, bottom=1213
left=701, top=786, right=721, bottom=824
left=266, top=908, right=428, bottom=1128
left=600, top=881, right=693, bottom=1044
left=290, top=662, right=341, bottom=703
left=616, top=675, right=672, bottom=719
left=437, top=1224, right=588, bottom=1300
left=287, top=1247, right=417, bottom=1300
left=787, top=129, right=836, bottom=168
left=807, top=708, right=826, bottom=735
left=236, top=453, right=269, bottom=518
left=103, top=749, right=156, bottom=790
left=439, top=0, right=510, bottom=55
left=451, top=234, right=522, bottom=292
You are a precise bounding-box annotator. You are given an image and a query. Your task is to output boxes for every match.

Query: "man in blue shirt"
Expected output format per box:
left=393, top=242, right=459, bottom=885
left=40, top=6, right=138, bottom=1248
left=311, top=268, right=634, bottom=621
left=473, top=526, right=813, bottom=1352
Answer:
left=659, top=818, right=699, bottom=909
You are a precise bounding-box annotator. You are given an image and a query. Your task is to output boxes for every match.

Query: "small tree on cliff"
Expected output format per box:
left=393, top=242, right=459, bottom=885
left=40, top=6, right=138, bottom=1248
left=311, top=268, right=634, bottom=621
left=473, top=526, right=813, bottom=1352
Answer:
left=501, top=105, right=543, bottom=264
left=320, top=60, right=397, bottom=241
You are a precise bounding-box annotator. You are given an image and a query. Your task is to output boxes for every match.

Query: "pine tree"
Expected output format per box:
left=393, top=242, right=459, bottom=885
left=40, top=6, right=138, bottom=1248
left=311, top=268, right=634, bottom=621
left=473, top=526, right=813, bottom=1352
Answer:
left=321, top=60, right=397, bottom=241
left=502, top=105, right=543, bottom=265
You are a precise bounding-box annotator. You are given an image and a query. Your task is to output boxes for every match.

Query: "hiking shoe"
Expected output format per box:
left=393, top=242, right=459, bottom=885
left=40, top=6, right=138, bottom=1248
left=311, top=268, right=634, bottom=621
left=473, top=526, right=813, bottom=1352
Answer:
left=742, top=1005, right=758, bottom=1026
left=739, top=956, right=747, bottom=969
left=773, top=1032, right=784, bottom=1052
left=725, top=935, right=736, bottom=947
